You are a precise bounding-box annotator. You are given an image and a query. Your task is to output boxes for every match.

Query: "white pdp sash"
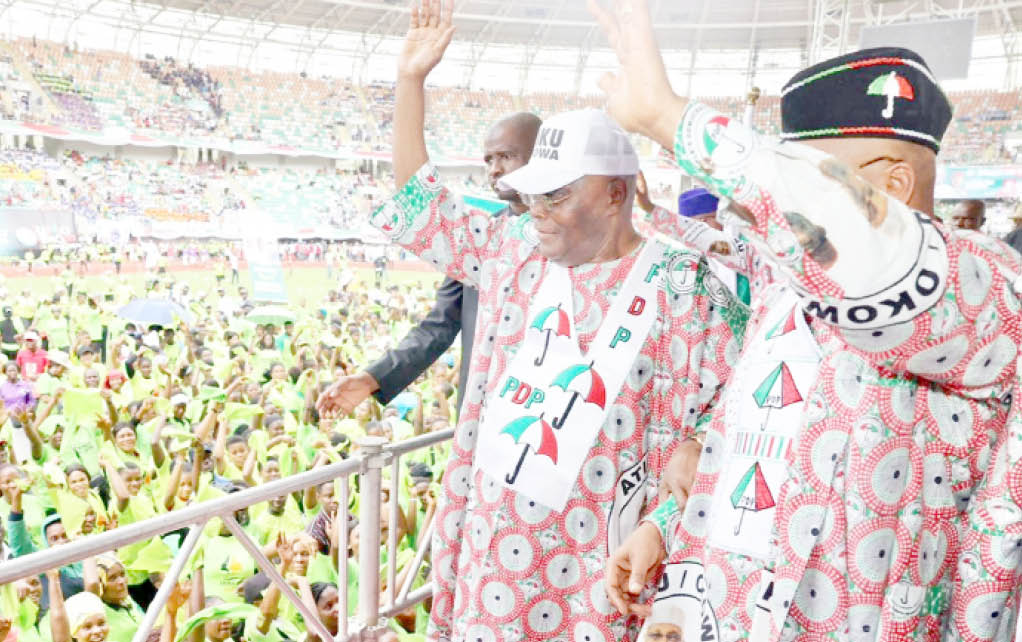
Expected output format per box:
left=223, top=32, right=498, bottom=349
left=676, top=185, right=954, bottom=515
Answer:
left=474, top=240, right=668, bottom=511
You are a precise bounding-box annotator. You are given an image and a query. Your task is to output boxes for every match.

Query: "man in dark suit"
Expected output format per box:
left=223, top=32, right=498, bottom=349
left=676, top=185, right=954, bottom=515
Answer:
left=319, top=112, right=541, bottom=415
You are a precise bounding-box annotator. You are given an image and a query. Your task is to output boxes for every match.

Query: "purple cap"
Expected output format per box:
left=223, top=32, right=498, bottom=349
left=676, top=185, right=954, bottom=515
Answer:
left=678, top=188, right=719, bottom=218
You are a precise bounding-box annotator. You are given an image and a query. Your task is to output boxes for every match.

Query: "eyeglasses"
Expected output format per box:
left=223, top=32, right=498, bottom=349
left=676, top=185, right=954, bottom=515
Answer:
left=520, top=178, right=583, bottom=211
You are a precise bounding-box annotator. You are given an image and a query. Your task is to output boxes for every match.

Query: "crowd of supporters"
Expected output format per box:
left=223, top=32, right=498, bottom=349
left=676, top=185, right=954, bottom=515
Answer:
left=0, top=242, right=445, bottom=641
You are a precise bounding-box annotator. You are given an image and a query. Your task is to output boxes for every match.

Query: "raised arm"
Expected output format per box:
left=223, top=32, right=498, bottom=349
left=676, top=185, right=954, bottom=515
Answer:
left=163, top=454, right=185, bottom=512
left=393, top=0, right=454, bottom=187
left=159, top=581, right=191, bottom=642
left=258, top=534, right=293, bottom=634
left=149, top=414, right=168, bottom=469
left=101, top=456, right=132, bottom=512
left=47, top=568, right=71, bottom=642
left=82, top=555, right=100, bottom=595
left=590, top=0, right=1020, bottom=393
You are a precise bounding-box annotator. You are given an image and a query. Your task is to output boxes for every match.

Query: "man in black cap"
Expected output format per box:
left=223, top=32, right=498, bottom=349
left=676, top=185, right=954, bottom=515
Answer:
left=593, top=2, right=1022, bottom=640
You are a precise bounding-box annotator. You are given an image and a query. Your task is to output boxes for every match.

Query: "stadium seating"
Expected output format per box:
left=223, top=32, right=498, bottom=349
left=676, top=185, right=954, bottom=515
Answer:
left=0, top=37, right=1017, bottom=166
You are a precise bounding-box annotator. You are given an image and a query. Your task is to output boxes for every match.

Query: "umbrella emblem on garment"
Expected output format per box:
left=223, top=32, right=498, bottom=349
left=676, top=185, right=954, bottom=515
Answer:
left=549, top=361, right=606, bottom=429
left=500, top=414, right=558, bottom=485
left=866, top=71, right=915, bottom=119
left=530, top=304, right=571, bottom=366
left=752, top=362, right=803, bottom=430
left=765, top=308, right=798, bottom=341
left=704, top=115, right=747, bottom=156
left=730, top=461, right=775, bottom=536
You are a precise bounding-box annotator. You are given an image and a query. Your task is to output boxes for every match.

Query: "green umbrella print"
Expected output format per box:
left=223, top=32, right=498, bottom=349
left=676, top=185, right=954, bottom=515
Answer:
left=730, top=461, right=775, bottom=536
left=549, top=361, right=606, bottom=429
left=500, top=413, right=558, bottom=484
left=752, top=362, right=802, bottom=430
left=529, top=304, right=570, bottom=366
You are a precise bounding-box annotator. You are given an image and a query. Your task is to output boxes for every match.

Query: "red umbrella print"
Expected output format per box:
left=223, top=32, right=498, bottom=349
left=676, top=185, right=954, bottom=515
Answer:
left=550, top=361, right=606, bottom=429
left=730, top=462, right=775, bottom=536
left=530, top=304, right=570, bottom=366
left=500, top=413, right=558, bottom=485
left=765, top=308, right=798, bottom=341
left=752, top=362, right=802, bottom=430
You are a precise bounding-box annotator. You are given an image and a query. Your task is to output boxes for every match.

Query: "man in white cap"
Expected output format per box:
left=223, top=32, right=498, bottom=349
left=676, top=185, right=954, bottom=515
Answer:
left=347, top=2, right=746, bottom=640
left=15, top=330, right=47, bottom=382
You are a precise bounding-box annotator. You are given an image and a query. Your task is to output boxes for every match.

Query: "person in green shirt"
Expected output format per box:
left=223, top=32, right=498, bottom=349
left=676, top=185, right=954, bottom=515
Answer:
left=45, top=573, right=107, bottom=642
left=34, top=351, right=71, bottom=401
left=82, top=554, right=143, bottom=642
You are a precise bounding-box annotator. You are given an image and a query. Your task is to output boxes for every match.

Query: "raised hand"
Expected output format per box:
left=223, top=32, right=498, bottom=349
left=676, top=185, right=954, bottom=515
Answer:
left=166, top=580, right=191, bottom=613
left=276, top=533, right=294, bottom=570
left=587, top=0, right=686, bottom=146
left=397, top=0, right=456, bottom=81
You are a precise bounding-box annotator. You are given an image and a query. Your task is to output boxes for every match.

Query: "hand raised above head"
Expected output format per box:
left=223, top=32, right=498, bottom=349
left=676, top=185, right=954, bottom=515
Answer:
left=397, top=0, right=456, bottom=81
left=587, top=0, right=687, bottom=147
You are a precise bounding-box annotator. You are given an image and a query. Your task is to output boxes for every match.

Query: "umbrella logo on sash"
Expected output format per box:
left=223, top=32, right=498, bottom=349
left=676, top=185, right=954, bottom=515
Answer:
left=500, top=414, right=558, bottom=485
left=549, top=361, right=606, bottom=429
left=730, top=461, right=775, bottom=536
left=530, top=304, right=570, bottom=366
left=765, top=308, right=798, bottom=341
left=752, top=362, right=802, bottom=430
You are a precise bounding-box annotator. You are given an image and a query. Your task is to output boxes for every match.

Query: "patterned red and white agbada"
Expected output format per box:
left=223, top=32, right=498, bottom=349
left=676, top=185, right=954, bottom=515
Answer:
left=645, top=102, right=1022, bottom=642
left=371, top=168, right=747, bottom=642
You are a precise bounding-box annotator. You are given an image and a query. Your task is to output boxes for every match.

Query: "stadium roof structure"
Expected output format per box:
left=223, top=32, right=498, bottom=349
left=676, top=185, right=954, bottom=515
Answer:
left=137, top=0, right=1022, bottom=52
left=10, top=0, right=1022, bottom=91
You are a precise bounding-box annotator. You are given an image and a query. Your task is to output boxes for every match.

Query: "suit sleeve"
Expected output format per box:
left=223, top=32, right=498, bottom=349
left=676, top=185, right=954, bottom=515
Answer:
left=366, top=277, right=464, bottom=405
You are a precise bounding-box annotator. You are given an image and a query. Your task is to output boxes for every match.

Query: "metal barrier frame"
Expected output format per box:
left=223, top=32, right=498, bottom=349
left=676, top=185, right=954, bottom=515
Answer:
left=0, top=429, right=454, bottom=642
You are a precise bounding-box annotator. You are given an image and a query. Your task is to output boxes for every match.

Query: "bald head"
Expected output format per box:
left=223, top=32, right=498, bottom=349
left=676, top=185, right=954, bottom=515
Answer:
left=493, top=112, right=542, bottom=146
left=951, top=199, right=986, bottom=232
left=803, top=137, right=937, bottom=216
left=483, top=112, right=542, bottom=207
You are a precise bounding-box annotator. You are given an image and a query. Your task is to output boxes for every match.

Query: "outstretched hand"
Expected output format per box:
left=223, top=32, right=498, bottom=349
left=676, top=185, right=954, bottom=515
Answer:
left=397, top=0, right=456, bottom=81
left=316, top=372, right=378, bottom=416
left=587, top=0, right=686, bottom=147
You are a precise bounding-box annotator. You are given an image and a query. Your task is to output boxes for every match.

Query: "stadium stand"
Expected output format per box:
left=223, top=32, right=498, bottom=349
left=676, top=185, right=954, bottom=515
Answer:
left=0, top=38, right=1017, bottom=164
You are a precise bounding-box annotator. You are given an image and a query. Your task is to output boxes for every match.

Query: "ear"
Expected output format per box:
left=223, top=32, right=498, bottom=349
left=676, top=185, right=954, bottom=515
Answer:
left=884, top=161, right=916, bottom=205
left=606, top=177, right=629, bottom=209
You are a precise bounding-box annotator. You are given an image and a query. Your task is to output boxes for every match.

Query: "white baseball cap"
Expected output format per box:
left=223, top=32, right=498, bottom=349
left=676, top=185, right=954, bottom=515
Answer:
left=48, top=351, right=71, bottom=368
left=497, top=109, right=639, bottom=196
left=23, top=331, right=40, bottom=341
left=170, top=393, right=190, bottom=407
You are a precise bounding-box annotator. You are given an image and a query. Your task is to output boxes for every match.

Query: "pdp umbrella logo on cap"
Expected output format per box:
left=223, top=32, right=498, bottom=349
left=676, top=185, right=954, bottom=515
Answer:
left=867, top=71, right=915, bottom=119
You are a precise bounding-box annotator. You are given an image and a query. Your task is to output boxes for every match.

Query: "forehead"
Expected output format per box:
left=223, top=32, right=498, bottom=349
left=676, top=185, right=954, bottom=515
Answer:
left=483, top=125, right=519, bottom=154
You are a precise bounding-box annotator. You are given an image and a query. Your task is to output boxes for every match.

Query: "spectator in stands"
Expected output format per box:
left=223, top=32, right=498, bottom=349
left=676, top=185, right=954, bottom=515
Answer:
left=951, top=198, right=986, bottom=231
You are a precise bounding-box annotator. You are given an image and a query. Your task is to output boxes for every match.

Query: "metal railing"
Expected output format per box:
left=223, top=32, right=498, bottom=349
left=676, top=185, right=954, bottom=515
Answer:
left=0, top=429, right=454, bottom=642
